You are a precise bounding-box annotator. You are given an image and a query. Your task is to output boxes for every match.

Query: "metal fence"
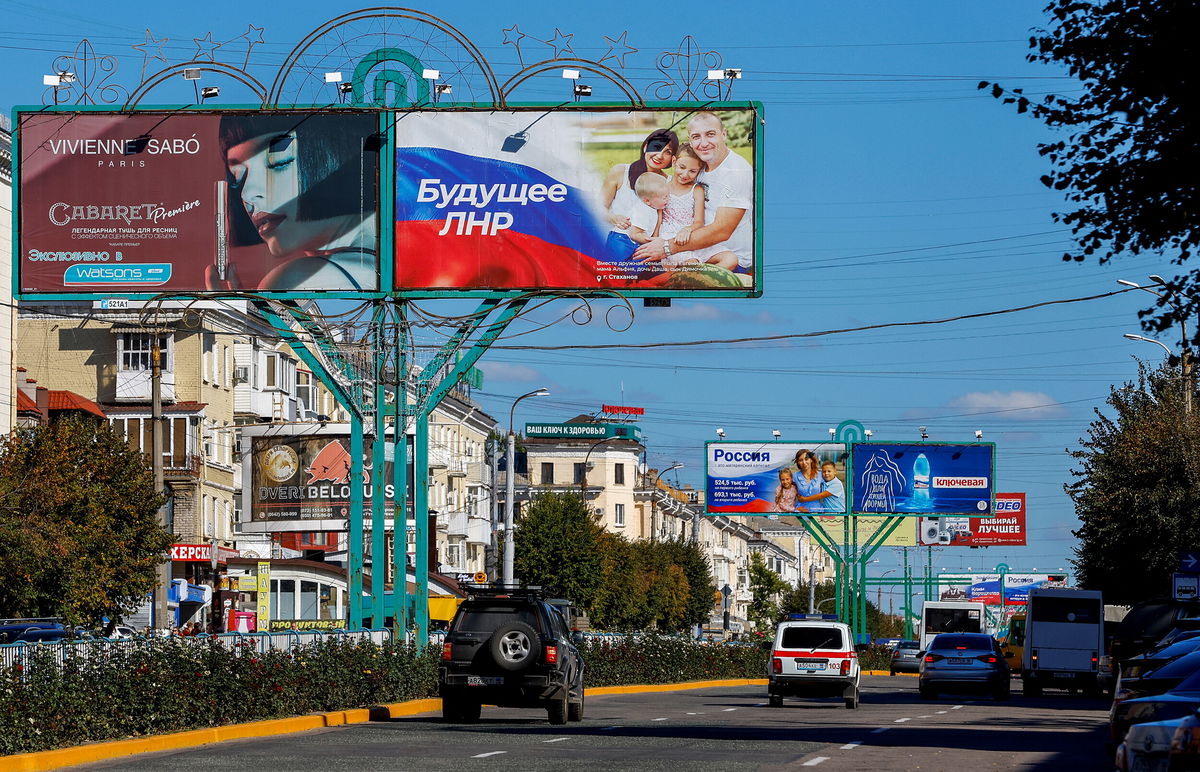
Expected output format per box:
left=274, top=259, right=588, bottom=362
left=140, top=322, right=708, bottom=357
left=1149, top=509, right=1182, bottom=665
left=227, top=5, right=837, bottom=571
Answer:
left=0, top=628, right=393, bottom=672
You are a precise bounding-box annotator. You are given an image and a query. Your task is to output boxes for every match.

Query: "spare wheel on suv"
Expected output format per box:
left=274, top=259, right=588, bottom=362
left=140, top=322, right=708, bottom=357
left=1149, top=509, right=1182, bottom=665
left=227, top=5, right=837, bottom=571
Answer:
left=490, top=620, right=540, bottom=671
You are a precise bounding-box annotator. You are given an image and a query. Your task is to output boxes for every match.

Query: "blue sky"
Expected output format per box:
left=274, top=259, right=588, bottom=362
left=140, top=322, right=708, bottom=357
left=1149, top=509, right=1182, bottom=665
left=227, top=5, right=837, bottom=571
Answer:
left=1, top=1, right=1175, bottom=600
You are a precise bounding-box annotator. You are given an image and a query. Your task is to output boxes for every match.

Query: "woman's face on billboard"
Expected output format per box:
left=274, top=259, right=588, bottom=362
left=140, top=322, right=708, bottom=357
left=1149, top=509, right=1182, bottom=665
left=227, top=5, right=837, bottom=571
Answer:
left=226, top=131, right=337, bottom=257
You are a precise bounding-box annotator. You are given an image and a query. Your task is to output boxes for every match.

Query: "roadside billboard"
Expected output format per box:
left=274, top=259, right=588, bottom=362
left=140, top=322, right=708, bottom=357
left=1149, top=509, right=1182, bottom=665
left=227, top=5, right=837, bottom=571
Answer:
left=917, top=493, right=1027, bottom=546
left=940, top=572, right=1069, bottom=605
left=16, top=110, right=381, bottom=295
left=243, top=430, right=410, bottom=531
left=851, top=442, right=995, bottom=516
left=705, top=441, right=847, bottom=515
left=393, top=107, right=760, bottom=295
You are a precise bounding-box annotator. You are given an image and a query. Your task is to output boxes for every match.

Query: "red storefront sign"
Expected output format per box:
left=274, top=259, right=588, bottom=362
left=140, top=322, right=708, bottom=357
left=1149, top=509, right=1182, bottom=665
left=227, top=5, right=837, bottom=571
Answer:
left=170, top=543, right=240, bottom=563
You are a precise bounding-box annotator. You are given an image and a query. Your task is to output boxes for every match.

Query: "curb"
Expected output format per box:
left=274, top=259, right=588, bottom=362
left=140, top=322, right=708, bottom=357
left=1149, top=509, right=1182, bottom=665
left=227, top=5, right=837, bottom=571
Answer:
left=2, top=682, right=766, bottom=770
left=863, top=670, right=918, bottom=677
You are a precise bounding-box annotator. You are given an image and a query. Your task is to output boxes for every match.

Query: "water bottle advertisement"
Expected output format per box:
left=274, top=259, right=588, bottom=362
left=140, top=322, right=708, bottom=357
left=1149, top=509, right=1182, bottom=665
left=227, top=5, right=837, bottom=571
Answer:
left=704, top=441, right=848, bottom=514
left=851, top=442, right=995, bottom=516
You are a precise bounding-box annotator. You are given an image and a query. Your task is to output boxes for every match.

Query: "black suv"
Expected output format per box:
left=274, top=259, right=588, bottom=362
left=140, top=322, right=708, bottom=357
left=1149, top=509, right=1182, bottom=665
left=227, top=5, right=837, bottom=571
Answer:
left=439, top=586, right=585, bottom=724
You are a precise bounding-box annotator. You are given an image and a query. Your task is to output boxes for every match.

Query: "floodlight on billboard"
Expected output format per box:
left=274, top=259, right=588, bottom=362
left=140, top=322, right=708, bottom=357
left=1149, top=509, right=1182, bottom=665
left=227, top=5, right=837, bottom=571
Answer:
left=851, top=442, right=996, bottom=516
left=16, top=110, right=381, bottom=296
left=392, top=105, right=761, bottom=296
left=705, top=441, right=848, bottom=515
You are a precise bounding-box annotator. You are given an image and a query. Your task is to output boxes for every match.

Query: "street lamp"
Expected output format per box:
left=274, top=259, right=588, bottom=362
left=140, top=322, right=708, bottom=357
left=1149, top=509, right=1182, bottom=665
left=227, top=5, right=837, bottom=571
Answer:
left=503, top=388, right=549, bottom=586
left=580, top=436, right=609, bottom=501
left=1119, top=277, right=1193, bottom=413
left=650, top=462, right=683, bottom=543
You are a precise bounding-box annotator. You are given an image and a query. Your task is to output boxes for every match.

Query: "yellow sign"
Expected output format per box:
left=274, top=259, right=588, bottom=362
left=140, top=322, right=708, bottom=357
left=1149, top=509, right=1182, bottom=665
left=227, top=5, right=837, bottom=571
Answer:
left=256, top=561, right=271, bottom=627
left=236, top=575, right=257, bottom=592
left=473, top=571, right=488, bottom=583
left=814, top=516, right=917, bottom=547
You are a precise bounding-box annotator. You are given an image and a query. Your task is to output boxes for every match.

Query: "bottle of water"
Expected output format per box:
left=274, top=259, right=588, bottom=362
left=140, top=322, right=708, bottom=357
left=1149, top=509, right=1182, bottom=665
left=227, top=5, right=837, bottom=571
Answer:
left=913, top=453, right=931, bottom=505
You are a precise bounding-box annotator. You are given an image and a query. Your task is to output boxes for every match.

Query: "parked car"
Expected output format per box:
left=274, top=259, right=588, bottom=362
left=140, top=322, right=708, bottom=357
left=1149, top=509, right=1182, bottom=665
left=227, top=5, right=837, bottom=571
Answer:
left=438, top=586, right=585, bottom=725
left=890, top=641, right=922, bottom=675
left=766, top=614, right=861, bottom=709
left=0, top=620, right=61, bottom=644
left=1168, top=708, right=1200, bottom=769
left=1109, top=669, right=1200, bottom=752
left=14, top=627, right=89, bottom=643
left=919, top=632, right=1011, bottom=701
left=1115, top=651, right=1200, bottom=709
left=1115, top=717, right=1187, bottom=772
left=1111, top=599, right=1200, bottom=663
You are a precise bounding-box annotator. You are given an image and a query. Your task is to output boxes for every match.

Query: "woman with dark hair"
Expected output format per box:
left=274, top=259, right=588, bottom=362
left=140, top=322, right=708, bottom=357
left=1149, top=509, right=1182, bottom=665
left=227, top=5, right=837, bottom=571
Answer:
left=210, top=113, right=378, bottom=291
left=598, top=128, right=678, bottom=264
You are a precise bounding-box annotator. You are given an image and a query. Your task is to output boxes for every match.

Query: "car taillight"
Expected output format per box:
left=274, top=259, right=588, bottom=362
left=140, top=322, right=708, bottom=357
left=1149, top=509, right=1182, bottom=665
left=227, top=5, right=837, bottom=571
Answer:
left=924, top=654, right=943, bottom=663
left=544, top=645, right=558, bottom=664
left=840, top=659, right=851, bottom=675
left=1091, top=652, right=1099, bottom=670
left=1031, top=650, right=1038, bottom=668
left=976, top=655, right=997, bottom=664
left=441, top=642, right=452, bottom=661
left=892, top=650, right=901, bottom=659
left=772, top=658, right=782, bottom=674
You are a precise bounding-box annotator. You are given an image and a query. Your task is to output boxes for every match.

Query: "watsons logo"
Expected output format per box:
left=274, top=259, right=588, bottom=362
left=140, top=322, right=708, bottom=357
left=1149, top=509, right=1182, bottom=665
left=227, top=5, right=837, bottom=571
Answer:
left=63, top=263, right=172, bottom=286
left=49, top=200, right=200, bottom=226
left=43, top=136, right=201, bottom=156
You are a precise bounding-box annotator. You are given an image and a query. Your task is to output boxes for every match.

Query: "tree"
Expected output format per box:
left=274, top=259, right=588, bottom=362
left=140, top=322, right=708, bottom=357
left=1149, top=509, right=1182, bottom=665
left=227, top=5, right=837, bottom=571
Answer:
left=1068, top=363, right=1200, bottom=604
left=658, top=537, right=718, bottom=630
left=0, top=416, right=171, bottom=628
left=778, top=580, right=903, bottom=639
left=981, top=0, right=1200, bottom=339
left=747, top=552, right=789, bottom=632
left=512, top=492, right=605, bottom=609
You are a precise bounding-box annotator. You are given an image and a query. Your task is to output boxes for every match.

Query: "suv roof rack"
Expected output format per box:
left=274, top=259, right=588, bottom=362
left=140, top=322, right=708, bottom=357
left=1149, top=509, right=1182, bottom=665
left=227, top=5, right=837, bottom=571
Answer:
left=461, top=584, right=552, bottom=600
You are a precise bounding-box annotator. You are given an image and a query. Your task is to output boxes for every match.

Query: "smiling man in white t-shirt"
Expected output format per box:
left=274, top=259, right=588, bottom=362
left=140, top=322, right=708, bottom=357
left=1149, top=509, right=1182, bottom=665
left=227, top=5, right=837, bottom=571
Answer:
left=632, top=111, right=753, bottom=270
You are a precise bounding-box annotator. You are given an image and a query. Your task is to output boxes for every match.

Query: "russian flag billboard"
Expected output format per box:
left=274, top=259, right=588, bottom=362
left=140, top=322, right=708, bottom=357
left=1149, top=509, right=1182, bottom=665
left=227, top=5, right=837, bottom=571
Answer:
left=393, top=107, right=760, bottom=295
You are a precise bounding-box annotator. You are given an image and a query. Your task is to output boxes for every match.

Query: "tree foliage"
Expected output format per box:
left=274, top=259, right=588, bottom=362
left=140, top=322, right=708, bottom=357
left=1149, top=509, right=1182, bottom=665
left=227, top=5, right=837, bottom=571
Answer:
left=512, top=492, right=605, bottom=608
left=981, top=0, right=1199, bottom=339
left=778, top=580, right=903, bottom=639
left=0, top=417, right=171, bottom=628
left=1069, top=363, right=1200, bottom=604
left=747, top=552, right=789, bottom=631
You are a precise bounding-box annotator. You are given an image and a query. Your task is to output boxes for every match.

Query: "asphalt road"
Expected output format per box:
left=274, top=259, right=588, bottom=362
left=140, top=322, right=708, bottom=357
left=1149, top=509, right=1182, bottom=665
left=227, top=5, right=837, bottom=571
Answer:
left=74, top=675, right=1113, bottom=771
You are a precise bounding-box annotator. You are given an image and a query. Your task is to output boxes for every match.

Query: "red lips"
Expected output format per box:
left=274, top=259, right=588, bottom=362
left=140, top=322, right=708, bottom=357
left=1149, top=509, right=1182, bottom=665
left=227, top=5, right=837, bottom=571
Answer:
left=251, top=211, right=285, bottom=238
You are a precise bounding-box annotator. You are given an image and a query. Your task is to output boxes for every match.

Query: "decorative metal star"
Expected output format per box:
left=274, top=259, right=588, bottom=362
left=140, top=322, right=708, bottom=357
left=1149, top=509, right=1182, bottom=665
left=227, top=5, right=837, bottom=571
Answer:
left=243, top=24, right=265, bottom=46
left=132, top=29, right=168, bottom=81
left=544, top=28, right=575, bottom=59
left=599, top=30, right=637, bottom=69
left=502, top=24, right=528, bottom=66
left=192, top=31, right=222, bottom=62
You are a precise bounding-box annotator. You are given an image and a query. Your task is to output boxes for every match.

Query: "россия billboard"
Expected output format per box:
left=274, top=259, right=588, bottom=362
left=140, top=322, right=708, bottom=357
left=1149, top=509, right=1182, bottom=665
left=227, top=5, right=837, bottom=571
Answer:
left=17, top=111, right=381, bottom=294
left=706, top=441, right=847, bottom=515
left=393, top=108, right=759, bottom=293
left=940, top=572, right=1068, bottom=605
left=851, top=442, right=995, bottom=516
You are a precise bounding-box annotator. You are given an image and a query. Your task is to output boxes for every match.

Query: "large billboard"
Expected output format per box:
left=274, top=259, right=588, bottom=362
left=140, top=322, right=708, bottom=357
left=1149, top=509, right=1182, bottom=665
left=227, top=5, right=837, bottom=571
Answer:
left=917, top=493, right=1027, bottom=546
left=393, top=107, right=760, bottom=294
left=17, top=110, right=381, bottom=294
left=851, top=442, right=996, bottom=516
left=940, top=572, right=1068, bottom=605
left=705, top=441, right=847, bottom=515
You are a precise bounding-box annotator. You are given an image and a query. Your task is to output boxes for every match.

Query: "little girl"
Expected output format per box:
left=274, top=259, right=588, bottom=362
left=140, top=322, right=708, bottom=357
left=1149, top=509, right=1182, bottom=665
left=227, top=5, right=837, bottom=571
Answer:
left=773, top=468, right=799, bottom=513
left=656, top=144, right=739, bottom=271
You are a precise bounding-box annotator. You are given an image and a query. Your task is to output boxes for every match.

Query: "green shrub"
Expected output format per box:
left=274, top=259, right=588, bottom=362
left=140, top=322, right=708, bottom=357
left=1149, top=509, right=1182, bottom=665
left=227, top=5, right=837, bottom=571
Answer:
left=581, top=633, right=767, bottom=687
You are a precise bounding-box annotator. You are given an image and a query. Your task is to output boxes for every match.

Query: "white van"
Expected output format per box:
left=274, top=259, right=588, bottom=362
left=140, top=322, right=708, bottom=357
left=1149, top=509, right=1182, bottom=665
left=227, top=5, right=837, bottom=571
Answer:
left=1021, top=586, right=1104, bottom=696
left=766, top=615, right=860, bottom=709
left=919, top=601, right=986, bottom=650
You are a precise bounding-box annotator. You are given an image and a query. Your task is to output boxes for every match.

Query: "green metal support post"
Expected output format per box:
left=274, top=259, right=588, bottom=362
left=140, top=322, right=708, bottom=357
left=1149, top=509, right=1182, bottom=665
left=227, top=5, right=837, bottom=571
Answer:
left=390, top=301, right=409, bottom=635
left=370, top=301, right=388, bottom=628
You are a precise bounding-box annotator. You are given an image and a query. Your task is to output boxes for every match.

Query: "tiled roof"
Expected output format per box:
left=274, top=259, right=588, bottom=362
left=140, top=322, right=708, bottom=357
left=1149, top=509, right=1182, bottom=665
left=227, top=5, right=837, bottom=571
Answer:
left=46, top=391, right=107, bottom=418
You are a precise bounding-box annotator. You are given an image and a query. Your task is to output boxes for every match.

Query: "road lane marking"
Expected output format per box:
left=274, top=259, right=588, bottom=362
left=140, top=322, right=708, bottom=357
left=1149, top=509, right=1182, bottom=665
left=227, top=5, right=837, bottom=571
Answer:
left=723, top=708, right=737, bottom=712
left=871, top=728, right=890, bottom=734
left=472, top=752, right=506, bottom=758
left=652, top=717, right=668, bottom=722
left=686, top=712, right=702, bottom=715
left=936, top=710, right=948, bottom=714
left=919, top=715, right=934, bottom=718
left=894, top=718, right=911, bottom=723
left=543, top=738, right=569, bottom=743
left=802, top=757, right=830, bottom=767
left=951, top=705, right=964, bottom=710
left=840, top=742, right=862, bottom=750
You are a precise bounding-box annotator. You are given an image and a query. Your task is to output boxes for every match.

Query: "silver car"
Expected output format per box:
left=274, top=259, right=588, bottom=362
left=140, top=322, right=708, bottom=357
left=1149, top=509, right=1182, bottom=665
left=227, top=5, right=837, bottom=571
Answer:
left=919, top=633, right=1011, bottom=700
left=890, top=641, right=922, bottom=675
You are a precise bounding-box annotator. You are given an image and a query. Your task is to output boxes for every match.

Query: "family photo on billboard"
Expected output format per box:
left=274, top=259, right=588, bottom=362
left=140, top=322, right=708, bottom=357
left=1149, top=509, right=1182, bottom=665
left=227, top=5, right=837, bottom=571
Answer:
left=705, top=442, right=847, bottom=515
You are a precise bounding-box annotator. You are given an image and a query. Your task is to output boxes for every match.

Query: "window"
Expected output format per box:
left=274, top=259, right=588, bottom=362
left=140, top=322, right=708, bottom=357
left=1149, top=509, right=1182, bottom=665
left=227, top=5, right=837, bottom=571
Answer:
left=273, top=579, right=296, bottom=620
left=223, top=346, right=232, bottom=388
left=300, top=581, right=319, bottom=619
left=615, top=503, right=625, bottom=527
left=264, top=353, right=278, bottom=389
left=202, top=334, right=213, bottom=382
left=614, top=464, right=625, bottom=485
left=296, top=371, right=315, bottom=416
left=541, top=463, right=554, bottom=485
left=573, top=462, right=586, bottom=484
left=120, top=333, right=171, bottom=372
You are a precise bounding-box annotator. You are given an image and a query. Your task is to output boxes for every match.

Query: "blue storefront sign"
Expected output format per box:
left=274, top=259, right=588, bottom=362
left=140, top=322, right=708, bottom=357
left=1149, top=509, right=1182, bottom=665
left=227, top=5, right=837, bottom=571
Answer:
left=851, top=442, right=995, bottom=516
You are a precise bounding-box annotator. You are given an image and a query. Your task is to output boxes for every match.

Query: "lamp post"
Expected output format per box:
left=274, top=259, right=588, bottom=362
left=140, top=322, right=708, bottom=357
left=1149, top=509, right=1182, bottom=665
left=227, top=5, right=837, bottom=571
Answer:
left=503, top=388, right=549, bottom=586
left=580, top=436, right=609, bottom=502
left=1119, top=277, right=1193, bottom=414
left=649, top=462, right=683, bottom=543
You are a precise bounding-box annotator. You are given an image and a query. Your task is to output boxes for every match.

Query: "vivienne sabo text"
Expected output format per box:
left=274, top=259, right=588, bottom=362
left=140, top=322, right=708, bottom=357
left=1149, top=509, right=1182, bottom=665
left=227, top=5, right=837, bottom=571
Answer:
left=416, top=178, right=568, bottom=236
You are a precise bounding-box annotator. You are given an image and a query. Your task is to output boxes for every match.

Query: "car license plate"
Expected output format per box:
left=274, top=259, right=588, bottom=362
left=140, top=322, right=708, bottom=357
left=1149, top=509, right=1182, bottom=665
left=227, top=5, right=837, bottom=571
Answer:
left=466, top=676, right=503, bottom=686
left=793, top=659, right=826, bottom=670
left=948, top=658, right=973, bottom=665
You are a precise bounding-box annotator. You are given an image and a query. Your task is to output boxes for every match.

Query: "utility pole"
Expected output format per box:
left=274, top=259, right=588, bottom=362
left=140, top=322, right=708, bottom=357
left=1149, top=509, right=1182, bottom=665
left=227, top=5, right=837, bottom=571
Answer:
left=151, top=336, right=170, bottom=632
left=808, top=561, right=816, bottom=614
left=487, top=436, right=498, bottom=581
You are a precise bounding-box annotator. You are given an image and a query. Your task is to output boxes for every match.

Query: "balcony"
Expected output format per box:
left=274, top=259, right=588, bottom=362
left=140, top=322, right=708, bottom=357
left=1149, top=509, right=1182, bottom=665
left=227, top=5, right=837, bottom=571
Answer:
left=115, top=369, right=175, bottom=403
left=447, top=458, right=468, bottom=477
left=142, top=453, right=202, bottom=478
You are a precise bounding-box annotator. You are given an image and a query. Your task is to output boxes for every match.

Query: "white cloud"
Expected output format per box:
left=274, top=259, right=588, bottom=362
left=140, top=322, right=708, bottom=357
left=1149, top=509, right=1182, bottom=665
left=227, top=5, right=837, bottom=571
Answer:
left=476, top=361, right=541, bottom=383
left=945, top=391, right=1067, bottom=419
